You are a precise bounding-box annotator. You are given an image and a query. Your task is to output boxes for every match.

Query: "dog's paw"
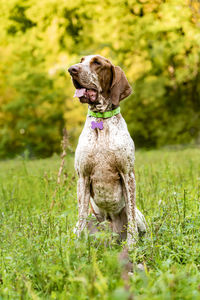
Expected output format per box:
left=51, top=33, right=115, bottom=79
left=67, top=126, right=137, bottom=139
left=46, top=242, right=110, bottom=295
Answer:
left=73, top=222, right=80, bottom=237
left=135, top=207, right=147, bottom=235
left=73, top=220, right=86, bottom=237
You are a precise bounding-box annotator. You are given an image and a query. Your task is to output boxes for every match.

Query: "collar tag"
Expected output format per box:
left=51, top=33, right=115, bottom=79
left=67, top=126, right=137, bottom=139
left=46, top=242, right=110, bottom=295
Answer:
left=91, top=121, right=103, bottom=130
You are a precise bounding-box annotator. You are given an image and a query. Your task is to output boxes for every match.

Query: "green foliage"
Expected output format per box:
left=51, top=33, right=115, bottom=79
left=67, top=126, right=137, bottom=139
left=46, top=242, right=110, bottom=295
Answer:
left=120, top=0, right=200, bottom=148
left=1, top=49, right=66, bottom=157
left=0, top=0, right=200, bottom=157
left=0, top=149, right=200, bottom=299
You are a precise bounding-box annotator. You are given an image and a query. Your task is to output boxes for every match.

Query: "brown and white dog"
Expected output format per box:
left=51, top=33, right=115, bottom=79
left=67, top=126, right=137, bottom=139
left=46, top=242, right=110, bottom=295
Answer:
left=68, top=55, right=146, bottom=248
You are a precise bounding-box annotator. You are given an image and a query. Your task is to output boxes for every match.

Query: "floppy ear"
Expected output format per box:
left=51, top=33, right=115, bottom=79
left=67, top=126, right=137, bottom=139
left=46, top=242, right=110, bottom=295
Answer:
left=110, top=65, right=132, bottom=106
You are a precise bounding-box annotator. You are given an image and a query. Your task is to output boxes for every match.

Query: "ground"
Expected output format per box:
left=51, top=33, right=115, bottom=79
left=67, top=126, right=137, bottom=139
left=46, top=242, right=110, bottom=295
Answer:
left=0, top=148, right=200, bottom=299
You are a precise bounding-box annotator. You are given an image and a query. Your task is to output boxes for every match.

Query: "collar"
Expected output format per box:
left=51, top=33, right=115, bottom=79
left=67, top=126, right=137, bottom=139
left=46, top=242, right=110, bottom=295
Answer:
left=88, top=107, right=120, bottom=119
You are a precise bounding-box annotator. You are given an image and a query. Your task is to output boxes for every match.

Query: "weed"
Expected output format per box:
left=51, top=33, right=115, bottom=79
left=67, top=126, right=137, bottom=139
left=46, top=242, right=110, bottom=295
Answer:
left=0, top=149, right=200, bottom=299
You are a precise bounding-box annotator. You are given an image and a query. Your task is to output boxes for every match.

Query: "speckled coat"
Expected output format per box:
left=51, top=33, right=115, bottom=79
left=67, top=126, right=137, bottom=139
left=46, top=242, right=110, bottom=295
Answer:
left=68, top=55, right=146, bottom=248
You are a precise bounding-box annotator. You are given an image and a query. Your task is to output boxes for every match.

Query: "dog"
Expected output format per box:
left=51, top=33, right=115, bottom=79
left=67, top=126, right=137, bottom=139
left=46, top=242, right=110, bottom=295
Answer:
left=68, top=55, right=146, bottom=248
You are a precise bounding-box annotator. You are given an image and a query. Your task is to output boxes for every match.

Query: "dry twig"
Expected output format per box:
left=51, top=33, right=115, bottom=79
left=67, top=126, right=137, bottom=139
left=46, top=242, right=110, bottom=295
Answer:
left=50, top=128, right=68, bottom=209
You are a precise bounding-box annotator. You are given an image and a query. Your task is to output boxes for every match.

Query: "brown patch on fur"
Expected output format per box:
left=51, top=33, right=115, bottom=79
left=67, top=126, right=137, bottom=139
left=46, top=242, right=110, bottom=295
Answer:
left=89, top=56, right=132, bottom=107
left=90, top=56, right=113, bottom=99
left=91, top=159, right=120, bottom=185
left=110, top=66, right=132, bottom=107
left=119, top=207, right=128, bottom=240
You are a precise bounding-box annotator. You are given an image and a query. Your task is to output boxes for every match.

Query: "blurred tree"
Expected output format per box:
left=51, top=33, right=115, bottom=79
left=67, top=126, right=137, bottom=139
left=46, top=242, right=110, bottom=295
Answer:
left=89, top=0, right=200, bottom=147
left=0, top=0, right=199, bottom=158
left=0, top=48, right=65, bottom=157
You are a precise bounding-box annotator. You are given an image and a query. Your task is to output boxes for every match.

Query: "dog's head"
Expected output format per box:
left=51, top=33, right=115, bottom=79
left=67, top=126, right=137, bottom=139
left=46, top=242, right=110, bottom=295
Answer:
left=68, top=55, right=132, bottom=112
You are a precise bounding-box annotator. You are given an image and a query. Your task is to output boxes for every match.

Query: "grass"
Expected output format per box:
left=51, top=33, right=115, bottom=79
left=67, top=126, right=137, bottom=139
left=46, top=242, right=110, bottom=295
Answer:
left=0, top=148, right=200, bottom=299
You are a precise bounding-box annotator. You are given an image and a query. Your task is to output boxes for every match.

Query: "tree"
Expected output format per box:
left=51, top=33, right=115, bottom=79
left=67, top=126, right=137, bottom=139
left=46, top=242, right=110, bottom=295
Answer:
left=0, top=0, right=199, bottom=158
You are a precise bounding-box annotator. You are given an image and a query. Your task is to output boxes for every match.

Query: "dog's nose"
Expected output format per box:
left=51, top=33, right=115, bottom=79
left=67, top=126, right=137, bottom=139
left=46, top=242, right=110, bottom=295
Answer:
left=68, top=65, right=80, bottom=75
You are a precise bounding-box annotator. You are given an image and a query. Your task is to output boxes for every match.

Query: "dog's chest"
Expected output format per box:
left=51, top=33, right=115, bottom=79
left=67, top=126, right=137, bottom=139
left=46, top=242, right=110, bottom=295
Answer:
left=75, top=114, right=135, bottom=175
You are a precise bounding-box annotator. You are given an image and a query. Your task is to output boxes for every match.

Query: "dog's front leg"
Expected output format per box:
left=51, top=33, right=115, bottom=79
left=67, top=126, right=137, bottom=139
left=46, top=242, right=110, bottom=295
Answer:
left=74, top=175, right=90, bottom=237
left=121, top=172, right=138, bottom=249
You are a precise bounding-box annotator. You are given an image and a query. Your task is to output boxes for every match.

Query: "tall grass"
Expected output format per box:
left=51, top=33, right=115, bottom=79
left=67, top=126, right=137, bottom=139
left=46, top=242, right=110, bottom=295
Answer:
left=0, top=149, right=200, bottom=299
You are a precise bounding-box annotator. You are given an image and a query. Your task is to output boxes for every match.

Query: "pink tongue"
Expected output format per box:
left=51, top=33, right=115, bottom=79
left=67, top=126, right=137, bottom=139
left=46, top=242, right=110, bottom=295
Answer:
left=74, top=88, right=86, bottom=98
left=73, top=88, right=97, bottom=102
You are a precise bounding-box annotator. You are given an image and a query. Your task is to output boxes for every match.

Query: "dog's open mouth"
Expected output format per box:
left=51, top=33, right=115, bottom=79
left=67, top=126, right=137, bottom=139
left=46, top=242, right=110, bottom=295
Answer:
left=74, top=88, right=97, bottom=102
left=73, top=80, right=98, bottom=103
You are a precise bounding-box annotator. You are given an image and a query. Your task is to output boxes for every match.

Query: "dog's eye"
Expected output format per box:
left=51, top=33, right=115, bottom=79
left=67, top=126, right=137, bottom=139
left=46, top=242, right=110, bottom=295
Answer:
left=93, top=60, right=101, bottom=66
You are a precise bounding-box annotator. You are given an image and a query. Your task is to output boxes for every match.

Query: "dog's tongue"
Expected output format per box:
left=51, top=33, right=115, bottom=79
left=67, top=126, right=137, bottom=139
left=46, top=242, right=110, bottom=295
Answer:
left=73, top=88, right=97, bottom=102
left=74, top=88, right=86, bottom=98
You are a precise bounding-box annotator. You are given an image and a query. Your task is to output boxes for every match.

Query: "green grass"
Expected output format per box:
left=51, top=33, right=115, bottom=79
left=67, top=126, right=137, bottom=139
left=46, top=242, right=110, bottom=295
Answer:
left=0, top=149, right=200, bottom=299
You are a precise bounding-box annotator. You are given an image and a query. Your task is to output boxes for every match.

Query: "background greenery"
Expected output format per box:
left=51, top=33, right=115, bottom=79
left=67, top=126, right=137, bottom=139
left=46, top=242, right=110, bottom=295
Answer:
left=1, top=2, right=200, bottom=298
left=0, top=149, right=200, bottom=299
left=0, top=0, right=200, bottom=158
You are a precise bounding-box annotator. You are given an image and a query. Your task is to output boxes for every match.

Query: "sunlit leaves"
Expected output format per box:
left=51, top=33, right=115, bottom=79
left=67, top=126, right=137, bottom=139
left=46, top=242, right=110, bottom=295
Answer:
left=0, top=0, right=199, bottom=157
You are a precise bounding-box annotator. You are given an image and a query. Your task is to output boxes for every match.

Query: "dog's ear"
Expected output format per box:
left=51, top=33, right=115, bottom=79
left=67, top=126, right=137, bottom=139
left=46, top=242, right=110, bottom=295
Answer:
left=110, top=65, right=132, bottom=106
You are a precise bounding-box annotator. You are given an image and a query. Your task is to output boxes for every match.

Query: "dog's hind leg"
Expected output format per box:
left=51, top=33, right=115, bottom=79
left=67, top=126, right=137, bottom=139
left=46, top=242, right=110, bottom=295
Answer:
left=74, top=175, right=90, bottom=236
left=120, top=172, right=138, bottom=249
left=110, top=206, right=147, bottom=242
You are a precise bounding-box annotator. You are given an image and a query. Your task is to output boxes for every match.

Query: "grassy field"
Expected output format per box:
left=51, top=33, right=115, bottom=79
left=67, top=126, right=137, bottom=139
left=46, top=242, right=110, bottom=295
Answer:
left=0, top=148, right=200, bottom=299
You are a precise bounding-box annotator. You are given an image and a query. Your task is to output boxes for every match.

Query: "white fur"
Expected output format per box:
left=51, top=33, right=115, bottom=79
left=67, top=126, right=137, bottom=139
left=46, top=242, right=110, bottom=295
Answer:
left=71, top=56, right=147, bottom=248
